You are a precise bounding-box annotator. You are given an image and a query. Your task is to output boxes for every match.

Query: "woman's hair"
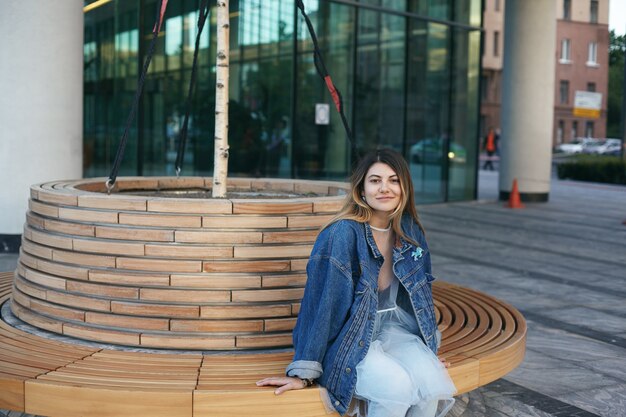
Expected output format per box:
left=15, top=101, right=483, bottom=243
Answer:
left=327, top=148, right=423, bottom=245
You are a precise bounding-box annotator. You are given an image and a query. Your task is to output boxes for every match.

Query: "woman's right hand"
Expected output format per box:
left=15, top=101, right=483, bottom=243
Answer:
left=256, top=376, right=307, bottom=395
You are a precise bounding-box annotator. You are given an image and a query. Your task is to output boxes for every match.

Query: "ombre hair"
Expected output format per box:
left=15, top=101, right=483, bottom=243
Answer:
left=327, top=148, right=423, bottom=245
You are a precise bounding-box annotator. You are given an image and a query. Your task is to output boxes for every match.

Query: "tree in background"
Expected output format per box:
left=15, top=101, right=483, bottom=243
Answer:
left=607, top=30, right=625, bottom=139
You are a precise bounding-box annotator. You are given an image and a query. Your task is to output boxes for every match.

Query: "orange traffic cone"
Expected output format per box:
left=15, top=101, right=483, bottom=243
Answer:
left=506, top=179, right=525, bottom=209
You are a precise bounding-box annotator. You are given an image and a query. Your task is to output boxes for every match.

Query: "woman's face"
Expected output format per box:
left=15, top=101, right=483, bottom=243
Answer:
left=362, top=162, right=402, bottom=215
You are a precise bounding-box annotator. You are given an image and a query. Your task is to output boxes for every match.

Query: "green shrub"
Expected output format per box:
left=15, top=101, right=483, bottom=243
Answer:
left=556, top=155, right=626, bottom=185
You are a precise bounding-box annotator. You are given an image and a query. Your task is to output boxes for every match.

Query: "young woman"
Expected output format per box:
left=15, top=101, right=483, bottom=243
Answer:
left=257, top=149, right=456, bottom=417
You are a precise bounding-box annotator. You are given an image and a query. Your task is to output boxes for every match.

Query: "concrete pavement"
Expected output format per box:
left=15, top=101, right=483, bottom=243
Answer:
left=427, top=170, right=626, bottom=417
left=2, top=170, right=625, bottom=417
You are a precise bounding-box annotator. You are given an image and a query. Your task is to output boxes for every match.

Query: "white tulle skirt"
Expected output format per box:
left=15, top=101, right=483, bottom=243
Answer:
left=346, top=306, right=456, bottom=417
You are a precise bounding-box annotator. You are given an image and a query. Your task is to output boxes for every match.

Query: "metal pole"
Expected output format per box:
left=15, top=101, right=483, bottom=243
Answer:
left=621, top=25, right=626, bottom=159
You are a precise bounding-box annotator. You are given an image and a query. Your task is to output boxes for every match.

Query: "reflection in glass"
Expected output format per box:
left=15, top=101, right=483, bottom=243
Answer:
left=448, top=29, right=479, bottom=201
left=354, top=10, right=405, bottom=153
left=406, top=22, right=450, bottom=204
left=83, top=0, right=481, bottom=204
left=295, top=0, right=353, bottom=179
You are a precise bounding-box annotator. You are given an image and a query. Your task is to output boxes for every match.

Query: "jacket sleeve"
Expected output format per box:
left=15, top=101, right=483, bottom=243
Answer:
left=286, top=226, right=355, bottom=379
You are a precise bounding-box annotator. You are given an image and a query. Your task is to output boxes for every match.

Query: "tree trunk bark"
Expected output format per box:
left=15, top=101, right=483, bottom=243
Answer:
left=212, top=0, right=229, bottom=198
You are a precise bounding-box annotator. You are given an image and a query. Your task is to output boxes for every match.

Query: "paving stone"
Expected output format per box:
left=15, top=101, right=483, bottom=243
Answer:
left=580, top=358, right=626, bottom=383
left=504, top=349, right=622, bottom=396
left=537, top=306, right=626, bottom=334
left=555, top=384, right=626, bottom=417
left=523, top=320, right=625, bottom=363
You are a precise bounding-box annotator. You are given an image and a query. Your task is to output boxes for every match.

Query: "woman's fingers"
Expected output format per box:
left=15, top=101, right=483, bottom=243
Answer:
left=274, top=379, right=302, bottom=395
left=256, top=376, right=304, bottom=395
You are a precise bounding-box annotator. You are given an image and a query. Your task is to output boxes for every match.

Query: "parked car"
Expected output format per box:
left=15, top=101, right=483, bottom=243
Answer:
left=554, top=138, right=599, bottom=154
left=410, top=138, right=467, bottom=164
left=583, top=138, right=622, bottom=155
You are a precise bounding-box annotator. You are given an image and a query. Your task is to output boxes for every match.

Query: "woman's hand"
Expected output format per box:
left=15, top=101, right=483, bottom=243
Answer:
left=256, top=376, right=307, bottom=395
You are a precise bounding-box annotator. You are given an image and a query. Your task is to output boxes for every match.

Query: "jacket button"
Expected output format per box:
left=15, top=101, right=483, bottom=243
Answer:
left=346, top=367, right=351, bottom=373
left=359, top=340, right=364, bottom=347
left=335, top=401, right=340, bottom=406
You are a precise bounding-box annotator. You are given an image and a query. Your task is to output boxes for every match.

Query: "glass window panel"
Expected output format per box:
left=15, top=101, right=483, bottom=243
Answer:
left=560, top=80, right=569, bottom=104
left=590, top=0, right=598, bottom=24
left=226, top=0, right=295, bottom=177
left=354, top=10, right=406, bottom=154
left=406, top=22, right=450, bottom=203
left=448, top=28, right=480, bottom=201
left=83, top=0, right=139, bottom=178
left=358, top=0, right=405, bottom=13
left=295, top=1, right=353, bottom=179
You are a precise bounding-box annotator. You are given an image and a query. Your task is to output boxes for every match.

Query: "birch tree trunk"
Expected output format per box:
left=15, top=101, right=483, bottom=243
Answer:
left=212, top=0, right=229, bottom=198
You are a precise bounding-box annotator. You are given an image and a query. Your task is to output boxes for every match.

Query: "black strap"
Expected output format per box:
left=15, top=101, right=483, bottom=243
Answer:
left=175, top=0, right=211, bottom=176
left=295, top=0, right=356, bottom=160
left=106, top=0, right=168, bottom=192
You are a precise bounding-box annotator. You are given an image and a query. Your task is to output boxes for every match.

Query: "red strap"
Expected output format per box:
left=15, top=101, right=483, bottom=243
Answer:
left=153, top=0, right=169, bottom=33
left=324, top=76, right=341, bottom=113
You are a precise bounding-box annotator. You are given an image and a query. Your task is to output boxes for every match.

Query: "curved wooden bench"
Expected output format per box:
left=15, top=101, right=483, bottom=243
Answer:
left=0, top=271, right=526, bottom=417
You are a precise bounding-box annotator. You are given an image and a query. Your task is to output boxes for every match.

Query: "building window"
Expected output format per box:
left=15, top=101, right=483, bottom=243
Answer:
left=560, top=80, right=570, bottom=104
left=558, top=120, right=564, bottom=144
left=587, top=42, right=598, bottom=65
left=563, top=0, right=571, bottom=20
left=585, top=121, right=594, bottom=137
left=560, top=39, right=571, bottom=62
left=495, top=0, right=501, bottom=12
left=571, top=120, right=578, bottom=140
left=587, top=82, right=596, bottom=92
left=590, top=0, right=598, bottom=24
left=493, top=31, right=500, bottom=57
left=481, top=75, right=489, bottom=100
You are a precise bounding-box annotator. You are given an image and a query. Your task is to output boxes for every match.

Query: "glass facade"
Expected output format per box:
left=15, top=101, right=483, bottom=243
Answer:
left=84, top=0, right=482, bottom=203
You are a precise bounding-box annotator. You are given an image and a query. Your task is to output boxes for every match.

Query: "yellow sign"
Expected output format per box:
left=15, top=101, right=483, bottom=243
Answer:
left=573, top=108, right=601, bottom=118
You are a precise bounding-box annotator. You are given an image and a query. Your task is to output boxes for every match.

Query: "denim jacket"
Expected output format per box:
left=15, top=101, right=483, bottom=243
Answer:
left=286, top=215, right=439, bottom=415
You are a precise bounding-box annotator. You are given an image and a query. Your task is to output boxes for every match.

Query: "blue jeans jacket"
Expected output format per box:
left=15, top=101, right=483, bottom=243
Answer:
left=286, top=216, right=439, bottom=415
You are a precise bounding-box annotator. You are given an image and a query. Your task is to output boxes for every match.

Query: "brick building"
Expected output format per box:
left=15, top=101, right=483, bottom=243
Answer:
left=480, top=0, right=610, bottom=147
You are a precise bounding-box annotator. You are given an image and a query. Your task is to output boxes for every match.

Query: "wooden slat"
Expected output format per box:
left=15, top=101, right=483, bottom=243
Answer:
left=58, top=207, right=119, bottom=224
left=147, top=199, right=232, bottom=214
left=119, top=213, right=201, bottom=228
left=85, top=312, right=170, bottom=331
left=202, top=215, right=287, bottom=229
left=95, top=226, right=174, bottom=242
left=203, top=260, right=290, bottom=273
left=169, top=274, right=262, bottom=289
left=170, top=319, right=264, bottom=333
left=24, top=381, right=193, bottom=417
left=175, top=230, right=262, bottom=244
left=111, top=301, right=199, bottom=318
left=139, top=288, right=230, bottom=303
left=231, top=200, right=313, bottom=215
left=78, top=194, right=148, bottom=211
left=233, top=245, right=312, bottom=259
left=144, top=244, right=233, bottom=259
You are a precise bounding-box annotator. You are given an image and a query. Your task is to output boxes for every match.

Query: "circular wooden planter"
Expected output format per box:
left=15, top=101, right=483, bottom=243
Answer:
left=10, top=177, right=349, bottom=350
